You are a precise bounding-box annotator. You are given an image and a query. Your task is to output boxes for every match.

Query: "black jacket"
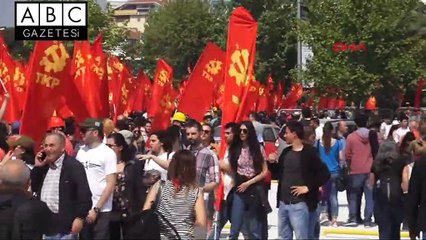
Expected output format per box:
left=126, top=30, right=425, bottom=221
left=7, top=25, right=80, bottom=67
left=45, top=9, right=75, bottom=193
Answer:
left=408, top=156, right=426, bottom=234
left=0, top=190, right=52, bottom=240
left=270, top=144, right=330, bottom=211
left=31, top=155, right=92, bottom=235
left=122, top=160, right=147, bottom=214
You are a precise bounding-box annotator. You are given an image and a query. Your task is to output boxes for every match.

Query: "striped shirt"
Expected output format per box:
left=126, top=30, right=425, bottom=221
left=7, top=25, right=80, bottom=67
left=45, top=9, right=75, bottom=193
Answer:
left=157, top=181, right=200, bottom=239
left=41, top=154, right=65, bottom=213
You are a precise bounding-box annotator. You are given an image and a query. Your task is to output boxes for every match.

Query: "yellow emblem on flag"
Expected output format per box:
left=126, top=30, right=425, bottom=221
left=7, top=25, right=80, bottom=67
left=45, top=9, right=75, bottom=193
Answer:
left=157, top=70, right=169, bottom=86
left=229, top=49, right=250, bottom=86
left=40, top=43, right=69, bottom=73
left=205, top=60, right=222, bottom=75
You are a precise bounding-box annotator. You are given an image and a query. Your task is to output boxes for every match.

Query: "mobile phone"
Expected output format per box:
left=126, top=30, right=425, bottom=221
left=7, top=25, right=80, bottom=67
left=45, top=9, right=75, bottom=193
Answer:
left=40, top=151, right=47, bottom=160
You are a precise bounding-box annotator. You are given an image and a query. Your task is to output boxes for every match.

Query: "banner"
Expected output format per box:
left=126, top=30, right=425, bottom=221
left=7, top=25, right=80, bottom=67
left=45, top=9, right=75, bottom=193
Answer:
left=218, top=6, right=258, bottom=211
left=178, top=42, right=225, bottom=122
left=149, top=59, right=174, bottom=131
left=21, top=41, right=71, bottom=145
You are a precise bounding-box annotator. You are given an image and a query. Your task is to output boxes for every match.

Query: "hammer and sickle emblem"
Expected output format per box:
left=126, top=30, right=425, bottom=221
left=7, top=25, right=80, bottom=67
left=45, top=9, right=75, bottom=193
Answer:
left=0, top=62, right=10, bottom=83
left=13, top=67, right=25, bottom=86
left=121, top=85, right=129, bottom=100
left=259, top=87, right=265, bottom=96
left=229, top=49, right=250, bottom=86
left=160, top=94, right=173, bottom=113
left=75, top=50, right=85, bottom=69
left=158, top=70, right=169, bottom=86
left=40, top=43, right=69, bottom=73
left=205, top=60, right=222, bottom=75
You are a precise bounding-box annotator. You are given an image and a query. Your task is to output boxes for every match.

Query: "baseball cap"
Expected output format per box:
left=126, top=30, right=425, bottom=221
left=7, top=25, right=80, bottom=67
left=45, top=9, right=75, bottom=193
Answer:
left=7, top=135, right=34, bottom=149
left=119, top=130, right=133, bottom=145
left=80, top=118, right=103, bottom=131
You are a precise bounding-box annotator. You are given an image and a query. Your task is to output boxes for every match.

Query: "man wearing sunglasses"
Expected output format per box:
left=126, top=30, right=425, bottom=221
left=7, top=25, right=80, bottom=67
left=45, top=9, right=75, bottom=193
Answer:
left=201, top=123, right=219, bottom=156
left=185, top=120, right=220, bottom=234
left=76, top=118, right=117, bottom=240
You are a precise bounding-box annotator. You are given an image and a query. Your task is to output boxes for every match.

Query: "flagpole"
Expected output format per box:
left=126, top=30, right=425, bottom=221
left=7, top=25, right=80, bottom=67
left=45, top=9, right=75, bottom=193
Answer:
left=0, top=77, right=8, bottom=94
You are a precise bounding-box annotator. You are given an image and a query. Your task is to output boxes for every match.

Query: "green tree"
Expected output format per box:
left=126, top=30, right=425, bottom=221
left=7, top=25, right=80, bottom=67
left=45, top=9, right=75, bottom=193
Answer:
left=293, top=0, right=426, bottom=107
left=141, top=0, right=230, bottom=80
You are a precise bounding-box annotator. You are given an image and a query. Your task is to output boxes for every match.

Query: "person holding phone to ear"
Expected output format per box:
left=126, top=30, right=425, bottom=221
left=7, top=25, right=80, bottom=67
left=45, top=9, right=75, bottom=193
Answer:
left=31, top=132, right=92, bottom=240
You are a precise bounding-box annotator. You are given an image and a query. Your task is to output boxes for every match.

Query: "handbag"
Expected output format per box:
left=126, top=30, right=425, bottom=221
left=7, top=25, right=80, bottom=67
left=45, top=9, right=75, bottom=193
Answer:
left=125, top=182, right=181, bottom=240
left=336, top=166, right=349, bottom=192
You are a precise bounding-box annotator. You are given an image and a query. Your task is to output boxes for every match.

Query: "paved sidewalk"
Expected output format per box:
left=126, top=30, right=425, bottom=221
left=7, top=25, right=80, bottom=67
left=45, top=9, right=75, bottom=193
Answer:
left=220, top=182, right=410, bottom=239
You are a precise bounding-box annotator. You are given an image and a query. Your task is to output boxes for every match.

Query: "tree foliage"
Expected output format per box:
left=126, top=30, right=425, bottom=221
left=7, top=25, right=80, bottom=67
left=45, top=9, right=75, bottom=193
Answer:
left=293, top=0, right=426, bottom=107
left=141, top=0, right=230, bottom=80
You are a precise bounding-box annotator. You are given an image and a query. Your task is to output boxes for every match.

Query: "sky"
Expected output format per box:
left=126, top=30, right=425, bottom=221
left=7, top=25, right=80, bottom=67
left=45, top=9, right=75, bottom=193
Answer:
left=0, top=0, right=107, bottom=27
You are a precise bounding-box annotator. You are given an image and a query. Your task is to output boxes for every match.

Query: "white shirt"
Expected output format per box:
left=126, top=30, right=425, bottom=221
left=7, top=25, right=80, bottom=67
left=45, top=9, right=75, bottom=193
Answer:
left=315, top=126, right=323, bottom=140
left=380, top=122, right=392, bottom=140
left=393, top=127, right=410, bottom=143
left=144, top=152, right=174, bottom=181
left=76, top=143, right=117, bottom=212
left=41, top=154, right=65, bottom=214
left=223, top=150, right=233, bottom=199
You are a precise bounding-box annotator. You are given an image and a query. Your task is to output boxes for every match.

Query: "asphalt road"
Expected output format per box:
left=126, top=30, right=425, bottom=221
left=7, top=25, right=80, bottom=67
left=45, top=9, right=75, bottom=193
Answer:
left=220, top=182, right=410, bottom=239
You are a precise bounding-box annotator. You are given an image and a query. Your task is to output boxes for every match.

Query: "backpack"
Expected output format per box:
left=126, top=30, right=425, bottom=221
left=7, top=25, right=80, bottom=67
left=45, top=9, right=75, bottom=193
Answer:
left=376, top=167, right=403, bottom=205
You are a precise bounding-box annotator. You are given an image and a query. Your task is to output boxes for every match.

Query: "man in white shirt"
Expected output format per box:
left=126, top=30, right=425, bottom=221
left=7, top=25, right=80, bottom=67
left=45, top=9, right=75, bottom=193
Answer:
left=393, top=115, right=410, bottom=143
left=311, top=118, right=323, bottom=140
left=77, top=118, right=117, bottom=240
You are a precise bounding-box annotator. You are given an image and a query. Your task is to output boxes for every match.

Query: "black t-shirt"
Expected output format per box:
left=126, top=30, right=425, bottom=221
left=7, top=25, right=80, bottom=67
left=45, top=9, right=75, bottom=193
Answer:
left=280, top=150, right=305, bottom=202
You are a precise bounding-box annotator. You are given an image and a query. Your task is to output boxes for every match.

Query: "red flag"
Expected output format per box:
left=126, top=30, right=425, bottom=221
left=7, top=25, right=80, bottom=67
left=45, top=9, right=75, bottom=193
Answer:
left=218, top=6, right=258, bottom=211
left=318, top=96, right=329, bottom=110
left=71, top=41, right=102, bottom=117
left=91, top=34, right=109, bottom=117
left=149, top=59, right=174, bottom=131
left=257, top=84, right=270, bottom=112
left=21, top=41, right=71, bottom=145
left=129, top=70, right=150, bottom=112
left=336, top=98, right=346, bottom=109
left=243, top=80, right=261, bottom=117
left=365, top=96, right=377, bottom=110
left=107, top=56, right=123, bottom=116
left=0, top=36, right=22, bottom=122
left=178, top=42, right=226, bottom=122
left=282, top=83, right=304, bottom=109
left=327, top=98, right=337, bottom=109
left=414, top=77, right=424, bottom=108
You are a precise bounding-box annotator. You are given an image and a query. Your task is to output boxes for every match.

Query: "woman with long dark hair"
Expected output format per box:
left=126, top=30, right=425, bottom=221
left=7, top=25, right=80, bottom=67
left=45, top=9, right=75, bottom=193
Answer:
left=222, top=121, right=268, bottom=239
left=107, top=133, right=145, bottom=240
left=371, top=141, right=405, bottom=239
left=143, top=150, right=207, bottom=239
left=315, top=122, right=344, bottom=227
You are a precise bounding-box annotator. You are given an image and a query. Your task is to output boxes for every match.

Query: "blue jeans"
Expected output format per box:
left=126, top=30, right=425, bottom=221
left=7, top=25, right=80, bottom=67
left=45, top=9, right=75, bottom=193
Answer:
left=229, top=192, right=262, bottom=240
left=278, top=201, right=309, bottom=240
left=348, top=173, right=374, bottom=221
left=208, top=200, right=228, bottom=240
left=320, top=173, right=339, bottom=218
left=43, top=233, right=77, bottom=240
left=308, top=207, right=321, bottom=240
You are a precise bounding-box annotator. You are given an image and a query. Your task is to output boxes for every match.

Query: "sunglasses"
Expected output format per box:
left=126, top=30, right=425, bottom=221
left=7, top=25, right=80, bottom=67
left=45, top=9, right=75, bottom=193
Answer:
left=240, top=129, right=248, bottom=134
left=202, top=129, right=211, bottom=134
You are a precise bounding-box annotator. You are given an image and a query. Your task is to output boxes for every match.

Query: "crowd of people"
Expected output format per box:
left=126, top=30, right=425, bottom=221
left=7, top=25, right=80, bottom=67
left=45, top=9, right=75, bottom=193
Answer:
left=0, top=106, right=425, bottom=240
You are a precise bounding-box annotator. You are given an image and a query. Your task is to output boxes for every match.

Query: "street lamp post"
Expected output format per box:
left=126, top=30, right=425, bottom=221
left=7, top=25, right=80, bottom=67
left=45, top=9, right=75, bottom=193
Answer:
left=296, top=0, right=303, bottom=86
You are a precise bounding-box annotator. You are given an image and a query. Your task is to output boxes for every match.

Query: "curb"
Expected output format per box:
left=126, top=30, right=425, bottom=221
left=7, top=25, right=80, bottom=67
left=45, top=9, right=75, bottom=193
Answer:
left=322, top=228, right=410, bottom=238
